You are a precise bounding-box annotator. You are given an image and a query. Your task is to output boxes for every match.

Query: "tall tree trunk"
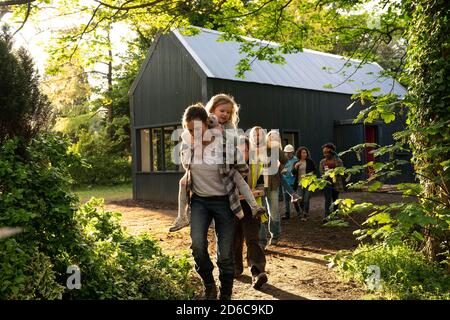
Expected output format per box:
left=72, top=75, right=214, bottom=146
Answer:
left=405, top=0, right=450, bottom=262
left=107, top=24, right=113, bottom=125
left=105, top=24, right=114, bottom=139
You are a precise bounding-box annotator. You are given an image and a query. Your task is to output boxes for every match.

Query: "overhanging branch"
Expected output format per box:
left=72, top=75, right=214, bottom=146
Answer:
left=12, top=0, right=30, bottom=35
left=0, top=0, right=35, bottom=6
left=94, top=0, right=165, bottom=11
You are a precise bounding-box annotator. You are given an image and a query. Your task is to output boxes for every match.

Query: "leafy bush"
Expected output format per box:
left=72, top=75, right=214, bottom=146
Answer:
left=64, top=198, right=194, bottom=300
left=328, top=244, right=450, bottom=300
left=0, top=239, right=64, bottom=299
left=324, top=142, right=450, bottom=267
left=0, top=135, right=194, bottom=299
left=68, top=129, right=131, bottom=186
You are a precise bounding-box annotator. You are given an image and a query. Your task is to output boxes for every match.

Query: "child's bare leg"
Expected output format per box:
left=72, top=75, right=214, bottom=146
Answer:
left=169, top=173, right=190, bottom=232
left=233, top=172, right=266, bottom=217
left=280, top=174, right=302, bottom=203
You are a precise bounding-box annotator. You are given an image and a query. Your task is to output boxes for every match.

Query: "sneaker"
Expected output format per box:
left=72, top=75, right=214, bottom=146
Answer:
left=234, top=269, right=243, bottom=278
left=270, top=238, right=279, bottom=246
left=251, top=204, right=267, bottom=218
left=252, top=272, right=268, bottom=290
left=291, top=193, right=302, bottom=203
left=169, top=218, right=189, bottom=232
left=204, top=282, right=217, bottom=300
left=219, top=285, right=232, bottom=300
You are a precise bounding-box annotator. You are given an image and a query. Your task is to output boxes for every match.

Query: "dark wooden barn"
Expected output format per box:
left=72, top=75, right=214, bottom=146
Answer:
left=128, top=27, right=412, bottom=203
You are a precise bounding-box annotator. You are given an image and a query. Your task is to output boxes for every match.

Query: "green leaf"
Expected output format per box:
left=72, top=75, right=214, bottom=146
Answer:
left=381, top=112, right=396, bottom=124
left=440, top=159, right=450, bottom=171
left=412, top=231, right=425, bottom=242
left=366, top=212, right=391, bottom=224
left=368, top=181, right=382, bottom=192
left=373, top=162, right=384, bottom=171
left=343, top=198, right=355, bottom=207
left=323, top=219, right=350, bottom=228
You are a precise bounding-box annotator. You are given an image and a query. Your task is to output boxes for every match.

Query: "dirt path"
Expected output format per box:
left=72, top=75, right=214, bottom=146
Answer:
left=105, top=191, right=405, bottom=300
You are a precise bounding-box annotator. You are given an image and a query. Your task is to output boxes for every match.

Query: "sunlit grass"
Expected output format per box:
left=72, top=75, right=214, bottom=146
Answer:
left=73, top=183, right=132, bottom=203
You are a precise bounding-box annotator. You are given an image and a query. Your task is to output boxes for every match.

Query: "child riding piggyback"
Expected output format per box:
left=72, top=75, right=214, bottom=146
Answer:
left=169, top=94, right=266, bottom=232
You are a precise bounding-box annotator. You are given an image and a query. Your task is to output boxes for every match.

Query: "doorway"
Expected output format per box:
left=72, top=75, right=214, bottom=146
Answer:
left=365, top=125, right=378, bottom=177
left=282, top=131, right=299, bottom=149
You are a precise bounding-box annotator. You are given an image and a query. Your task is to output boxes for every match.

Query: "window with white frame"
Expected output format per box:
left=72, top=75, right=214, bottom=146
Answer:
left=138, top=125, right=183, bottom=172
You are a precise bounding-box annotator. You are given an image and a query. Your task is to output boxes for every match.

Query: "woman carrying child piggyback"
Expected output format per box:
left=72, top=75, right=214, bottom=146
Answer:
left=175, top=94, right=266, bottom=300
left=170, top=94, right=266, bottom=232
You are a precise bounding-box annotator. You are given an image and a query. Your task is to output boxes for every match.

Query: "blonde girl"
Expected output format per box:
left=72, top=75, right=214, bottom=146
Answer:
left=205, top=93, right=240, bottom=131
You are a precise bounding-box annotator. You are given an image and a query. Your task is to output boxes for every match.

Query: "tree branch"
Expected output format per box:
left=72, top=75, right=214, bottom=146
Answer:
left=330, top=33, right=384, bottom=89
left=388, top=50, right=407, bottom=94
left=224, top=0, right=275, bottom=20
left=0, top=0, right=34, bottom=6
left=247, top=0, right=293, bottom=69
left=12, top=1, right=30, bottom=35
left=94, top=0, right=165, bottom=11
left=42, top=70, right=108, bottom=84
left=69, top=4, right=101, bottom=60
left=328, top=33, right=368, bottom=75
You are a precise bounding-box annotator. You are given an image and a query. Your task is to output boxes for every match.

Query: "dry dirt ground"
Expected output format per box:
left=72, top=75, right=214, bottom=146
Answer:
left=104, top=191, right=407, bottom=300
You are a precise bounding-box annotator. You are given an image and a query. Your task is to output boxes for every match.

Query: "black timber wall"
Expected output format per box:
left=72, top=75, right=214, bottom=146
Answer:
left=135, top=173, right=183, bottom=203
left=131, top=34, right=205, bottom=202
left=132, top=34, right=205, bottom=127
left=207, top=78, right=412, bottom=182
left=209, top=79, right=366, bottom=161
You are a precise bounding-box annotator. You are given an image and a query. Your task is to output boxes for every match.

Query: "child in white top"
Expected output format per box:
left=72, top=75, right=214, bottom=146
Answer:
left=169, top=94, right=266, bottom=232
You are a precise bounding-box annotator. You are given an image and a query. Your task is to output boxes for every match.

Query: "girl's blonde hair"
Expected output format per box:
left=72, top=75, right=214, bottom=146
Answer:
left=205, top=93, right=240, bottom=127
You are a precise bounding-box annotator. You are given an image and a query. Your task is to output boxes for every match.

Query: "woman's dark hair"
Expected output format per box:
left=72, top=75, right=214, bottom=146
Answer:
left=321, top=142, right=336, bottom=151
left=182, top=103, right=208, bottom=128
left=296, top=146, right=311, bottom=160
left=242, top=135, right=250, bottom=150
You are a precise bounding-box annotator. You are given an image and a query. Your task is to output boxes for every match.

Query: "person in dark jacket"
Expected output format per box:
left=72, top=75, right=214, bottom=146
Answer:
left=234, top=136, right=268, bottom=290
left=292, top=147, right=316, bottom=221
left=319, top=143, right=344, bottom=222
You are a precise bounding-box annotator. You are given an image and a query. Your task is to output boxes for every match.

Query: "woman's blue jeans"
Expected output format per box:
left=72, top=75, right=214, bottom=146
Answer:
left=259, top=189, right=281, bottom=247
left=298, top=187, right=311, bottom=214
left=190, top=194, right=236, bottom=295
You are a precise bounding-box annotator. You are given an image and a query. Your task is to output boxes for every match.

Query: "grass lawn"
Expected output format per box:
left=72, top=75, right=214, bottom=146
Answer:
left=73, top=183, right=132, bottom=203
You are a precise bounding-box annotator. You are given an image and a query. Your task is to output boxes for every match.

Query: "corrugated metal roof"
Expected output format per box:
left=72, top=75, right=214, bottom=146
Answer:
left=173, top=28, right=407, bottom=96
